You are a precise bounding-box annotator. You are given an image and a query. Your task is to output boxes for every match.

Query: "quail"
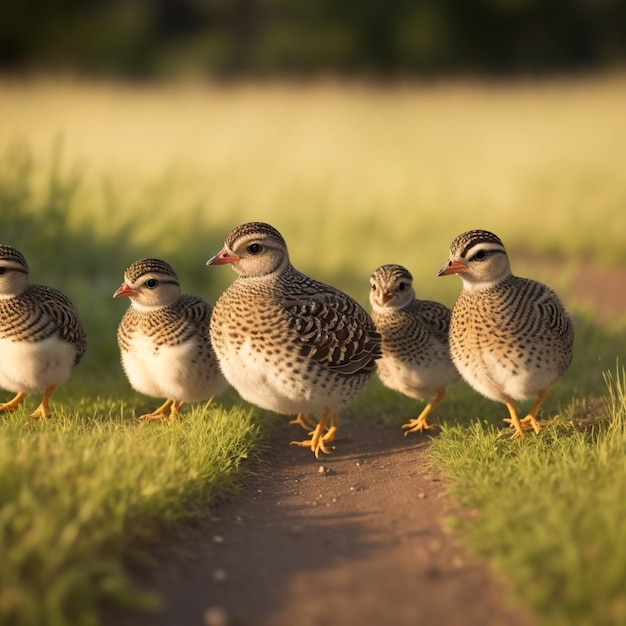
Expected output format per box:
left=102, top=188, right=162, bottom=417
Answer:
left=438, top=230, right=574, bottom=438
left=114, top=258, right=227, bottom=420
left=369, top=264, right=460, bottom=434
left=207, top=222, right=381, bottom=457
left=0, top=244, right=86, bottom=419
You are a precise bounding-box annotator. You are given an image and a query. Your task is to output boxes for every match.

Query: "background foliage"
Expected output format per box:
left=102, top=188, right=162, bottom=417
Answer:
left=1, top=0, right=626, bottom=79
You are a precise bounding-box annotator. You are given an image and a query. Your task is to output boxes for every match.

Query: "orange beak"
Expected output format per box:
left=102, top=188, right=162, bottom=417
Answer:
left=207, top=248, right=240, bottom=266
left=113, top=283, right=137, bottom=298
left=437, top=260, right=467, bottom=276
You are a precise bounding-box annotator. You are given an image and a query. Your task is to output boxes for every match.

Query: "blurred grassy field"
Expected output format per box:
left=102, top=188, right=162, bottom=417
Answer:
left=2, top=74, right=626, bottom=286
left=1, top=75, right=626, bottom=625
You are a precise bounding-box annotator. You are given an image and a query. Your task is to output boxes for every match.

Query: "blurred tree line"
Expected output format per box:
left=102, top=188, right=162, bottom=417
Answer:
left=1, top=0, right=625, bottom=78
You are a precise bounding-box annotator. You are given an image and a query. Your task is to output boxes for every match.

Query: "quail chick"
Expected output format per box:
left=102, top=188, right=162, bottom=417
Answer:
left=114, top=258, right=227, bottom=420
left=207, top=222, right=381, bottom=457
left=438, top=230, right=574, bottom=439
left=369, top=264, right=460, bottom=435
left=0, top=244, right=86, bottom=419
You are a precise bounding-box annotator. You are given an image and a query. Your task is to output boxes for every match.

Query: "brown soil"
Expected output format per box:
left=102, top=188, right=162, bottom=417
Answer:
left=110, top=424, right=535, bottom=626
left=106, top=264, right=625, bottom=626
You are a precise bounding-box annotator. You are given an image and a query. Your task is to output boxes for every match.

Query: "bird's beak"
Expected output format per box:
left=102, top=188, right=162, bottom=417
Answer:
left=382, top=291, right=394, bottom=303
left=437, top=260, right=467, bottom=276
left=207, top=248, right=240, bottom=266
left=113, top=283, right=137, bottom=298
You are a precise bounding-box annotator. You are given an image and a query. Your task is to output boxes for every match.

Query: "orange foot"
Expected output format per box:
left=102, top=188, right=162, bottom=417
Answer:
left=290, top=409, right=337, bottom=458
left=139, top=399, right=184, bottom=421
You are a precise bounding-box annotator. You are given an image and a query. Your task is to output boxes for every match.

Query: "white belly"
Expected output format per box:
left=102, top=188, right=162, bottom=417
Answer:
left=464, top=351, right=556, bottom=403
left=0, top=336, right=76, bottom=394
left=218, top=338, right=336, bottom=415
left=121, top=336, right=223, bottom=402
left=377, top=354, right=457, bottom=401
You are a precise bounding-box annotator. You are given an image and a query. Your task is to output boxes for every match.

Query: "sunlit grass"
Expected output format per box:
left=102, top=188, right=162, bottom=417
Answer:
left=1, top=74, right=626, bottom=287
left=0, top=75, right=625, bottom=625
left=0, top=399, right=265, bottom=626
left=429, top=365, right=626, bottom=626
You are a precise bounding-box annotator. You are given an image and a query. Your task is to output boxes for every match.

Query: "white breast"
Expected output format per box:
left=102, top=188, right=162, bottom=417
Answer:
left=463, top=350, right=556, bottom=403
left=218, top=337, right=333, bottom=415
left=377, top=354, right=456, bottom=400
left=0, top=336, right=76, bottom=394
left=121, top=335, right=219, bottom=402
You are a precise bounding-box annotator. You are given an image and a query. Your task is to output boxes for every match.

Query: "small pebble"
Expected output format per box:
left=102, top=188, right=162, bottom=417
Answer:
left=203, top=606, right=231, bottom=626
left=213, top=534, right=225, bottom=545
left=212, top=568, right=227, bottom=582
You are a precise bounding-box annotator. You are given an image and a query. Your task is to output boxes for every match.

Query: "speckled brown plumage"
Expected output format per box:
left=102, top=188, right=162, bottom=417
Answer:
left=0, top=244, right=86, bottom=418
left=114, top=258, right=227, bottom=419
left=207, top=222, right=381, bottom=457
left=369, top=264, right=459, bottom=434
left=438, top=230, right=574, bottom=438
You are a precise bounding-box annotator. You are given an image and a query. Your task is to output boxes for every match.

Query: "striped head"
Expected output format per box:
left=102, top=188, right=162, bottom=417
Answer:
left=207, top=222, right=290, bottom=278
left=437, top=230, right=511, bottom=289
left=369, top=264, right=415, bottom=312
left=0, top=244, right=30, bottom=298
left=113, top=258, right=181, bottom=309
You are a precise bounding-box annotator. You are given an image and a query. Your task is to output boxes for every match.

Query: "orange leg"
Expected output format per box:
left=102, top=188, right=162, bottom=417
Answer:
left=322, top=413, right=338, bottom=444
left=520, top=389, right=548, bottom=434
left=401, top=389, right=445, bottom=436
left=289, top=413, right=318, bottom=431
left=290, top=408, right=336, bottom=458
left=504, top=389, right=549, bottom=436
left=504, top=401, right=525, bottom=440
left=0, top=391, right=27, bottom=413
left=31, top=386, right=55, bottom=419
left=169, top=400, right=185, bottom=419
left=140, top=398, right=174, bottom=421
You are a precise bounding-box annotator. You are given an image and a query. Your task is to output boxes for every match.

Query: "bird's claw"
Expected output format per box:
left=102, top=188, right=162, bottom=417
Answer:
left=290, top=437, right=335, bottom=458
left=401, top=416, right=434, bottom=436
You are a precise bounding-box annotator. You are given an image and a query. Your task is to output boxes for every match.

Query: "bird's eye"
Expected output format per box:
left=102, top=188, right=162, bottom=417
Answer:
left=473, top=250, right=488, bottom=261
left=248, top=243, right=263, bottom=255
left=145, top=278, right=158, bottom=289
left=398, top=282, right=407, bottom=291
left=0, top=268, right=6, bottom=276
left=370, top=283, right=377, bottom=291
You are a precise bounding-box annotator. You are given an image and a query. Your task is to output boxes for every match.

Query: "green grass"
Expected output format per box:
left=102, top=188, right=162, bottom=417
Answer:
left=0, top=398, right=265, bottom=626
left=0, top=75, right=626, bottom=625
left=429, top=365, right=626, bottom=626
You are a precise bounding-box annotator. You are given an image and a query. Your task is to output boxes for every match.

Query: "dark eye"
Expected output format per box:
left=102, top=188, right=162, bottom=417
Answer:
left=473, top=250, right=488, bottom=261
left=145, top=278, right=158, bottom=289
left=0, top=268, right=6, bottom=276
left=248, top=243, right=262, bottom=255
left=398, top=282, right=407, bottom=291
left=370, top=283, right=377, bottom=291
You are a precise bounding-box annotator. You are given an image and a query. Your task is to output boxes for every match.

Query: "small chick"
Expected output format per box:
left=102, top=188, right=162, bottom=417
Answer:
left=0, top=244, right=86, bottom=419
left=114, top=258, right=227, bottom=419
left=369, top=264, right=459, bottom=434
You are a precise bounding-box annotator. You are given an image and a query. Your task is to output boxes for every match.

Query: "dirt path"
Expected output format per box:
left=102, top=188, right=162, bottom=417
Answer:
left=109, top=423, right=534, bottom=626
left=106, top=263, right=625, bottom=626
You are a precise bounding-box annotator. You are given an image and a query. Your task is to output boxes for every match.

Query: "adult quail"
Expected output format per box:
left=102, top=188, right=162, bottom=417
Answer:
left=438, top=230, right=574, bottom=438
left=207, top=222, right=381, bottom=457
